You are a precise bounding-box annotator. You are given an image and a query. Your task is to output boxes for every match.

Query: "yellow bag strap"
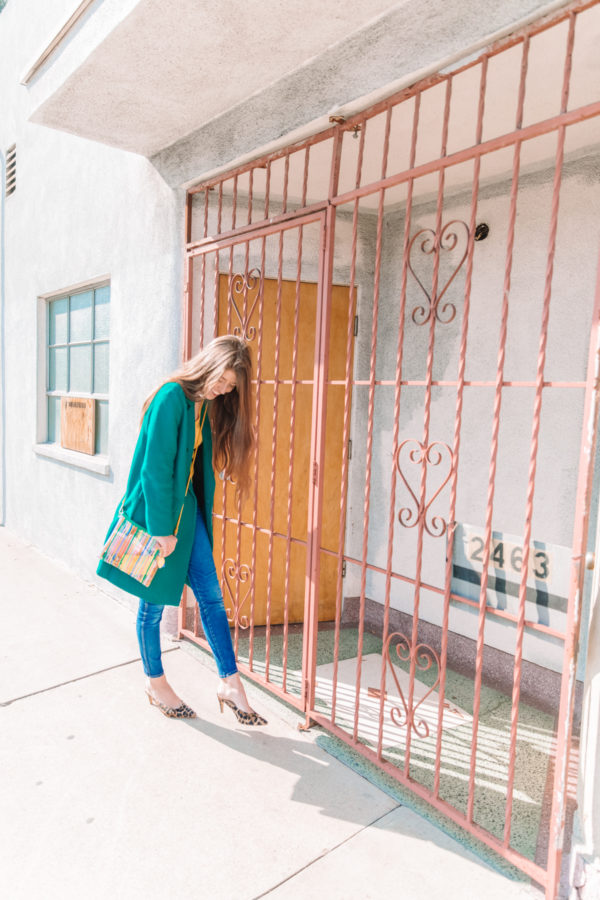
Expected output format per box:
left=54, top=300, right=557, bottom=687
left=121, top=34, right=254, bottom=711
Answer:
left=174, top=401, right=208, bottom=535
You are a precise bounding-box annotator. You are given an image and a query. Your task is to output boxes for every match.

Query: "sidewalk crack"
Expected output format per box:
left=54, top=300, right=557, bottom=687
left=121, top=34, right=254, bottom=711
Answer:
left=249, top=805, right=402, bottom=899
left=0, top=647, right=179, bottom=706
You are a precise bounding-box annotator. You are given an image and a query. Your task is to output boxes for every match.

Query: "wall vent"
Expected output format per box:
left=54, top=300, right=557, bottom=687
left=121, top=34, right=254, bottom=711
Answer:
left=6, top=144, right=16, bottom=196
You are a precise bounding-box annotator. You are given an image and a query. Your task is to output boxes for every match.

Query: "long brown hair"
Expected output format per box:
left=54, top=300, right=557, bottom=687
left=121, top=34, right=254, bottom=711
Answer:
left=141, top=336, right=254, bottom=494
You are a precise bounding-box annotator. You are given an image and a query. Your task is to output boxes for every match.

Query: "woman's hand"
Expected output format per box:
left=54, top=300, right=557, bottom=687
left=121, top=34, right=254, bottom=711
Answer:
left=154, top=535, right=178, bottom=558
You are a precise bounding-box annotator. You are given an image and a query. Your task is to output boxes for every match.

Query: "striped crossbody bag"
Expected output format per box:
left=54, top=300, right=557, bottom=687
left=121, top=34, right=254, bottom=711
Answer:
left=100, top=402, right=207, bottom=587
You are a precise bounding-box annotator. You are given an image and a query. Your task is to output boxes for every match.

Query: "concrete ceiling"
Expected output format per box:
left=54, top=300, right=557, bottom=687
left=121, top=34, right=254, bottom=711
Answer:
left=207, top=8, right=600, bottom=211
left=27, top=0, right=597, bottom=190
left=29, top=0, right=404, bottom=157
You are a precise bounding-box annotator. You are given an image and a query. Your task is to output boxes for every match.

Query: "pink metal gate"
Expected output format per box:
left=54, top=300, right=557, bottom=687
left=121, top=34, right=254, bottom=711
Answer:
left=179, top=3, right=600, bottom=896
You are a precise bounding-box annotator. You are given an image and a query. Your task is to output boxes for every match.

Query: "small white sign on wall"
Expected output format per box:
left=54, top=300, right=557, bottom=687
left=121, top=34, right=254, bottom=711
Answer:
left=450, top=523, right=571, bottom=637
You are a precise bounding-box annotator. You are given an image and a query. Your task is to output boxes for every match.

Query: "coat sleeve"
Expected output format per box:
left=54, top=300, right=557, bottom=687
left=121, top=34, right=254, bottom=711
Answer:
left=140, top=385, right=187, bottom=536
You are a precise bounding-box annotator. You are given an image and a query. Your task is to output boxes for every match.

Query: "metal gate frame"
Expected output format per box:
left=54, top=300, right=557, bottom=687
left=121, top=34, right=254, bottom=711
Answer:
left=178, top=3, right=600, bottom=896
left=181, top=208, right=334, bottom=715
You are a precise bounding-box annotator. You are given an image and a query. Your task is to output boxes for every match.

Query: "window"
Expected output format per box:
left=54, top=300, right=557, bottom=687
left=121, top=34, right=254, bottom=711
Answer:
left=46, top=284, right=110, bottom=455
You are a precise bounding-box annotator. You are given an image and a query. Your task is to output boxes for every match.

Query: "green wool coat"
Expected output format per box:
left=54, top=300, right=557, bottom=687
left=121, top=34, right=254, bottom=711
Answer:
left=97, top=382, right=215, bottom=606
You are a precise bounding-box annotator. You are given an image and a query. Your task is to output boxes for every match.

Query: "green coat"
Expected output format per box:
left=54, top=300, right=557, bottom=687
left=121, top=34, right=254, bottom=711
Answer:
left=97, top=382, right=215, bottom=606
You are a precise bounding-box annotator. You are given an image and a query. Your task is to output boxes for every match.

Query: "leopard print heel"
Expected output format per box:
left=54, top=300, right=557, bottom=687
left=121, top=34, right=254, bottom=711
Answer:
left=145, top=689, right=197, bottom=719
left=217, top=694, right=267, bottom=726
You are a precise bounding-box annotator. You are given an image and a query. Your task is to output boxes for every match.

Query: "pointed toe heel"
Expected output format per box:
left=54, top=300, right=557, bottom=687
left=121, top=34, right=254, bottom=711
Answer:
left=216, top=693, right=267, bottom=726
left=145, top=689, right=197, bottom=719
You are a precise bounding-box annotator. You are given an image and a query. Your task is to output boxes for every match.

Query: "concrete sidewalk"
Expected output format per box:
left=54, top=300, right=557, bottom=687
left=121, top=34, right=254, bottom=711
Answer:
left=0, top=526, right=544, bottom=900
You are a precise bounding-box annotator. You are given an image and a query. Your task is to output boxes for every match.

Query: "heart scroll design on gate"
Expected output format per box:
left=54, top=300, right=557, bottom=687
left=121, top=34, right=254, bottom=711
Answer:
left=384, top=632, right=441, bottom=739
left=229, top=268, right=261, bottom=341
left=222, top=559, right=253, bottom=629
left=408, top=220, right=469, bottom=325
left=396, top=439, right=453, bottom=537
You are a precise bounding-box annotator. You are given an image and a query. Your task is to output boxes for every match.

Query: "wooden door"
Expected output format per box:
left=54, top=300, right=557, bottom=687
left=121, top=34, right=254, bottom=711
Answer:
left=213, top=274, right=353, bottom=627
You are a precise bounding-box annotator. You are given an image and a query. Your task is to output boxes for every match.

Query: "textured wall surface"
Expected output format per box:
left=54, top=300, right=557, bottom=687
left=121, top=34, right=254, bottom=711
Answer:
left=0, top=0, right=183, bottom=592
left=341, top=155, right=600, bottom=675
left=22, top=0, right=572, bottom=182
left=1, top=0, right=600, bottom=881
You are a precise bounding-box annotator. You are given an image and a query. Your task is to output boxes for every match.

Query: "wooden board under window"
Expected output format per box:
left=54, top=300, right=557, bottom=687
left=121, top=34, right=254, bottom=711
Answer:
left=61, top=397, right=95, bottom=455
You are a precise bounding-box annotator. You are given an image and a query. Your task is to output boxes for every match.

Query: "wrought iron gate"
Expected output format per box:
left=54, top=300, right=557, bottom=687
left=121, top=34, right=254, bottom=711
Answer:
left=179, top=3, right=600, bottom=896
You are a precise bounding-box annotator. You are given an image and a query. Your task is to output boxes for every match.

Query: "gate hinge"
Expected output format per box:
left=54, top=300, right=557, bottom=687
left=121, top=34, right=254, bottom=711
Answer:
left=342, top=560, right=347, bottom=577
left=348, top=439, right=352, bottom=459
left=353, top=315, right=359, bottom=337
left=312, top=461, right=319, bottom=485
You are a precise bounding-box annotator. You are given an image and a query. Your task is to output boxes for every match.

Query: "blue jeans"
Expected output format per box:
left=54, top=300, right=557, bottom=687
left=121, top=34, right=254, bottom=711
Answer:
left=136, top=511, right=238, bottom=679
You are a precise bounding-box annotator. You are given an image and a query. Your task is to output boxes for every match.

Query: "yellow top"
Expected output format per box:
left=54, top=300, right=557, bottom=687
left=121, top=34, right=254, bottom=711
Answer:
left=195, top=402, right=206, bottom=445
left=175, top=402, right=208, bottom=535
left=190, top=401, right=208, bottom=480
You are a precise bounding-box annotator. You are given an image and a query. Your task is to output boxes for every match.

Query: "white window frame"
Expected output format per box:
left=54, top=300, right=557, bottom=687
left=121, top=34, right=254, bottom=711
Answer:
left=34, top=276, right=111, bottom=476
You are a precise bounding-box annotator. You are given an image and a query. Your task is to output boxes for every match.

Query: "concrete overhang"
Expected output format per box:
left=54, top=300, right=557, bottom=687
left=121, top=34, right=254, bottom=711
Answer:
left=25, top=0, right=575, bottom=187
left=26, top=0, right=409, bottom=158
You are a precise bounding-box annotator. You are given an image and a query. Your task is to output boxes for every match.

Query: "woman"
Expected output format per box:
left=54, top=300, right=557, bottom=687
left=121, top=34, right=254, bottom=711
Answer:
left=97, top=335, right=266, bottom=725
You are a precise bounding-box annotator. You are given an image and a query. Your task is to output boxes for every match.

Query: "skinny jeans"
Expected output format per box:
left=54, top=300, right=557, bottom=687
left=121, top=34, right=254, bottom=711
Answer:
left=136, top=511, right=237, bottom=679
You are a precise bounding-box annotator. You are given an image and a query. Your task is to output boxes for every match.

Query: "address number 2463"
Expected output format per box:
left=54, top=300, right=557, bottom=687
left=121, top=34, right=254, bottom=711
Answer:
left=467, top=536, right=551, bottom=583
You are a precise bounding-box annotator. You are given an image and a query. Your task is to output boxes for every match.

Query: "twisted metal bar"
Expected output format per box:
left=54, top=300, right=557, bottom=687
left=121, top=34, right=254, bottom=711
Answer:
left=248, top=168, right=253, bottom=226
left=505, top=14, right=576, bottom=854
left=467, top=34, right=530, bottom=825
left=377, top=90, right=421, bottom=760
left=198, top=190, right=209, bottom=349
left=404, top=75, right=453, bottom=776
left=282, top=227, right=303, bottom=693
left=249, top=246, right=267, bottom=671
left=233, top=248, right=252, bottom=656
left=332, top=114, right=366, bottom=724
left=353, top=107, right=392, bottom=743
left=434, top=54, right=488, bottom=797
left=265, top=230, right=285, bottom=681
left=232, top=174, right=238, bottom=231
left=219, top=247, right=235, bottom=647
left=264, top=160, right=271, bottom=220
left=302, top=145, right=311, bottom=208
left=283, top=152, right=290, bottom=215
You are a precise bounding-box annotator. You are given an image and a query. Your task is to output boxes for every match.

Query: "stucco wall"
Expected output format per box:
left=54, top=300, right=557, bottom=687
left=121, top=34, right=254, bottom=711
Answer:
left=0, top=0, right=183, bottom=595
left=1, top=0, right=599, bottom=889
left=341, top=154, right=600, bottom=675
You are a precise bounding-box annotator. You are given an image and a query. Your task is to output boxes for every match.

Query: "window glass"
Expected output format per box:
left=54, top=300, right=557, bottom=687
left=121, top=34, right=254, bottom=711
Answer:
left=95, top=400, right=109, bottom=455
left=93, top=342, right=109, bottom=394
left=70, top=291, right=93, bottom=342
left=47, top=397, right=61, bottom=443
left=94, top=286, right=110, bottom=339
left=49, top=347, right=68, bottom=392
left=49, top=298, right=68, bottom=345
left=70, top=344, right=92, bottom=393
